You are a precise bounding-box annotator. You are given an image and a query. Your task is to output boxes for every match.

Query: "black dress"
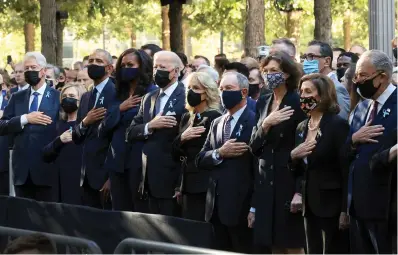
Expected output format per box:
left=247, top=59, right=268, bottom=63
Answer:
left=250, top=91, right=306, bottom=249
left=171, top=109, right=221, bottom=221
left=42, top=120, right=82, bottom=205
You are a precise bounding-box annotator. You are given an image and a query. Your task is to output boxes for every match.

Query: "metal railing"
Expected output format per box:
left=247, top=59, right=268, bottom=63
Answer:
left=114, top=238, right=241, bottom=254
left=0, top=226, right=102, bottom=254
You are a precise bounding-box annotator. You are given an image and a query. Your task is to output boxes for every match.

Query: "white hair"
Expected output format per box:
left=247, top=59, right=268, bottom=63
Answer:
left=197, top=64, right=219, bottom=82
left=94, top=49, right=113, bottom=65
left=360, top=50, right=393, bottom=80
left=222, top=71, right=249, bottom=89
left=24, top=52, right=47, bottom=68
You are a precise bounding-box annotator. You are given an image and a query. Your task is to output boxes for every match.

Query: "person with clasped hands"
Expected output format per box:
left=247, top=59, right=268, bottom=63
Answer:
left=0, top=52, right=60, bottom=201
left=171, top=72, right=221, bottom=221
left=42, top=83, right=86, bottom=205
left=126, top=51, right=186, bottom=216
left=289, top=74, right=350, bottom=254
left=344, top=50, right=397, bottom=254
left=72, top=49, right=116, bottom=209
left=248, top=51, right=306, bottom=254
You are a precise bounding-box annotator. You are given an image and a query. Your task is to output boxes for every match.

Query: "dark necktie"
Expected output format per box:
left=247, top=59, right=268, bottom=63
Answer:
left=88, top=88, right=98, bottom=109
left=368, top=101, right=379, bottom=123
left=223, top=115, right=233, bottom=143
left=29, top=92, right=40, bottom=113
left=155, top=92, right=166, bottom=115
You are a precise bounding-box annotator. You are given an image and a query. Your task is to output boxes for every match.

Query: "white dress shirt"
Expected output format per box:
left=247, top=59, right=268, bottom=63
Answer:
left=365, top=84, right=396, bottom=123
left=211, top=105, right=247, bottom=165
left=144, top=81, right=179, bottom=135
left=93, top=77, right=109, bottom=107
left=20, top=84, right=48, bottom=127
left=18, top=84, right=30, bottom=91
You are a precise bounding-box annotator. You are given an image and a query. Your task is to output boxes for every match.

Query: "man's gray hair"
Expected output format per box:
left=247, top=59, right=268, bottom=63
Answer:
left=24, top=52, right=47, bottom=68
left=94, top=49, right=113, bottom=65
left=197, top=64, right=219, bottom=82
left=223, top=71, right=249, bottom=89
left=46, top=64, right=61, bottom=79
left=361, top=50, right=393, bottom=79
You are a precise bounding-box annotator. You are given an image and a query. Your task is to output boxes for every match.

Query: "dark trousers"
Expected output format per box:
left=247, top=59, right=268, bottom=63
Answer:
left=350, top=217, right=392, bottom=254
left=148, top=195, right=176, bottom=216
left=15, top=175, right=54, bottom=202
left=304, top=212, right=349, bottom=254
left=81, top=180, right=112, bottom=210
left=210, top=206, right=252, bottom=253
left=110, top=171, right=134, bottom=211
left=182, top=192, right=206, bottom=221
left=0, top=172, right=9, bottom=196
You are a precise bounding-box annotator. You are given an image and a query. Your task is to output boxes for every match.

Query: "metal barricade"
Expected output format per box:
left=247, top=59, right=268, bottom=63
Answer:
left=114, top=238, right=241, bottom=254
left=0, top=226, right=102, bottom=254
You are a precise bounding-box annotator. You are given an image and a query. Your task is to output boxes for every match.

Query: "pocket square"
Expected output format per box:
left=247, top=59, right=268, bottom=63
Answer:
left=165, top=111, right=176, bottom=116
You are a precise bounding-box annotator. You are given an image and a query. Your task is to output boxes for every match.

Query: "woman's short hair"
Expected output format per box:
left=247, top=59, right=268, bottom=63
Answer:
left=185, top=72, right=220, bottom=113
left=260, top=51, right=301, bottom=91
left=299, top=73, right=340, bottom=114
left=60, top=83, right=87, bottom=120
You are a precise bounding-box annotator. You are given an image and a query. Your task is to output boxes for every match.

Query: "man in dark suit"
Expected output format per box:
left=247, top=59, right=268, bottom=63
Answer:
left=0, top=52, right=59, bottom=201
left=0, top=73, right=9, bottom=195
left=346, top=50, right=397, bottom=254
left=195, top=72, right=255, bottom=253
left=126, top=50, right=186, bottom=216
left=10, top=63, right=30, bottom=94
left=72, top=49, right=116, bottom=209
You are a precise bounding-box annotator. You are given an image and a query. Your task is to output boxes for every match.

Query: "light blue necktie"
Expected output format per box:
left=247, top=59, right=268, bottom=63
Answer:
left=29, top=92, right=40, bottom=112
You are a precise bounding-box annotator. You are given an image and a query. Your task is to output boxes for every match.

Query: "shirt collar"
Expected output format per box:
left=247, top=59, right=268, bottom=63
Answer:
left=94, top=77, right=109, bottom=94
left=20, top=84, right=30, bottom=91
left=161, top=81, right=178, bottom=97
left=327, top=71, right=338, bottom=81
left=30, top=83, right=47, bottom=95
left=229, top=105, right=247, bottom=121
left=375, top=83, right=396, bottom=106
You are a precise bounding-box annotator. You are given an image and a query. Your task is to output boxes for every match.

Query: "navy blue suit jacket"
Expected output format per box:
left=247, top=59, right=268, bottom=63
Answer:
left=0, top=97, right=9, bottom=173
left=9, top=87, right=18, bottom=95
left=346, top=88, right=397, bottom=220
left=0, top=85, right=60, bottom=186
left=196, top=106, right=255, bottom=226
left=72, top=79, right=116, bottom=190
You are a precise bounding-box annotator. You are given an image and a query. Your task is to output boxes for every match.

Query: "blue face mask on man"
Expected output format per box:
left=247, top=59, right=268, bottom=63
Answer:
left=303, top=59, right=319, bottom=74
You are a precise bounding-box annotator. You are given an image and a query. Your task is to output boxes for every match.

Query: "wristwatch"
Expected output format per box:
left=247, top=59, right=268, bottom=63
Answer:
left=214, top=149, right=222, bottom=160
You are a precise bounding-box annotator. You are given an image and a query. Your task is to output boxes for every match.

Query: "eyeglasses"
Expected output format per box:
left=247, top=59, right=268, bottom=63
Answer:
left=302, top=53, right=324, bottom=61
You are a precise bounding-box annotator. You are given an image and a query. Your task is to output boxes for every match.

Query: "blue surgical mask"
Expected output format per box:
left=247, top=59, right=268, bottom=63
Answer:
left=221, top=90, right=242, bottom=110
left=303, top=59, right=319, bottom=74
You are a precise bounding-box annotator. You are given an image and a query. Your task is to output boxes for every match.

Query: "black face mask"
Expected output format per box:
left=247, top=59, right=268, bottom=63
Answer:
left=24, top=70, right=42, bottom=86
left=336, top=68, right=347, bottom=82
left=87, top=65, right=106, bottom=80
left=355, top=73, right=381, bottom=99
left=187, top=89, right=203, bottom=107
left=393, top=48, right=397, bottom=59
left=56, top=82, right=65, bottom=90
left=248, top=84, right=260, bottom=98
left=61, top=97, right=78, bottom=113
left=221, top=90, right=243, bottom=110
left=178, top=67, right=185, bottom=81
left=120, top=68, right=139, bottom=82
left=154, top=69, right=172, bottom=88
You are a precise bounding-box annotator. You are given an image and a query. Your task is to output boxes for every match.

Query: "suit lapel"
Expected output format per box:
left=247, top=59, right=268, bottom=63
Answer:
left=308, top=113, right=332, bottom=163
left=230, top=107, right=249, bottom=141
left=150, top=90, right=160, bottom=120
left=295, top=119, right=308, bottom=147
left=38, top=86, right=52, bottom=112
left=373, top=89, right=396, bottom=124
left=216, top=115, right=226, bottom=148
left=23, top=88, right=30, bottom=113
left=162, top=84, right=184, bottom=116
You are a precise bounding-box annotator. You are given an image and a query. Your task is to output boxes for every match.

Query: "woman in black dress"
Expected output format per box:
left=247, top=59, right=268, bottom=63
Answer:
left=290, top=74, right=350, bottom=254
left=249, top=51, right=306, bottom=253
left=42, top=83, right=86, bottom=204
left=99, top=48, right=156, bottom=212
left=171, top=72, right=221, bottom=221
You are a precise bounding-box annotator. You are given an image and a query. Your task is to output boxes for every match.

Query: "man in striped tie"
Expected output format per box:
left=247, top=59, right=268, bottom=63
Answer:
left=0, top=52, right=60, bottom=201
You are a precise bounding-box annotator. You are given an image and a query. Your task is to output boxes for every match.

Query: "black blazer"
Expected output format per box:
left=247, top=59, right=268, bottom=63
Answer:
left=0, top=86, right=60, bottom=186
left=72, top=79, right=116, bottom=190
left=0, top=97, right=9, bottom=173
left=290, top=113, right=349, bottom=218
left=171, top=109, right=222, bottom=194
left=126, top=83, right=187, bottom=199
left=195, top=106, right=255, bottom=226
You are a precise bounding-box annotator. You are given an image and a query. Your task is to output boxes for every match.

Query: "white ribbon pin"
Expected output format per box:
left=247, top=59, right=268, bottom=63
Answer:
left=99, top=97, right=104, bottom=105
left=382, top=108, right=390, bottom=118
left=45, top=91, right=50, bottom=98
left=236, top=124, right=243, bottom=137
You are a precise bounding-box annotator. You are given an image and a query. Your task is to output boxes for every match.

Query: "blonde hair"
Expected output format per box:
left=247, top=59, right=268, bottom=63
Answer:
left=60, top=83, right=87, bottom=120
left=185, top=72, right=220, bottom=113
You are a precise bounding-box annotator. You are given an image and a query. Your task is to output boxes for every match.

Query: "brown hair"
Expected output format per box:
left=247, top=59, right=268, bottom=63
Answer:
left=260, top=51, right=301, bottom=91
left=299, top=73, right=340, bottom=114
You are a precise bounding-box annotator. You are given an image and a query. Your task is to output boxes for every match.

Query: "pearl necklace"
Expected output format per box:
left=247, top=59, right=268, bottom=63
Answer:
left=308, top=114, right=323, bottom=131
